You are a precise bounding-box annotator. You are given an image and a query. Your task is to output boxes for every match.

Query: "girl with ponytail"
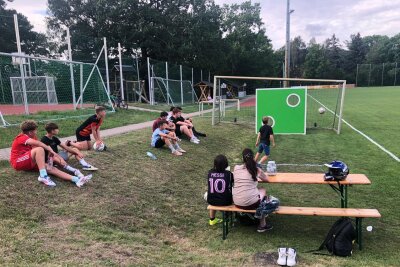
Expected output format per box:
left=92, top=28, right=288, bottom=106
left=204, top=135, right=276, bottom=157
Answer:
left=232, top=148, right=272, bottom=232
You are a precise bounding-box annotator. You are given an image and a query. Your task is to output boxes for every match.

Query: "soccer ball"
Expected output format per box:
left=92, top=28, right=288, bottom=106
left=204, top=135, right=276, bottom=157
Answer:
left=93, top=142, right=105, bottom=151
left=203, top=192, right=208, bottom=201
left=318, top=107, right=326, bottom=114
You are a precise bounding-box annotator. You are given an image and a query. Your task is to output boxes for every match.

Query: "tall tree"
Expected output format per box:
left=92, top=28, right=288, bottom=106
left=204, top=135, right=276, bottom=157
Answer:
left=0, top=0, right=48, bottom=55
left=303, top=43, right=329, bottom=79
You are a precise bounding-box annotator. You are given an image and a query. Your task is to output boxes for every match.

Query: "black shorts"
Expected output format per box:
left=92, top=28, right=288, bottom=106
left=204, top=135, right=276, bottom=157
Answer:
left=154, top=138, right=165, bottom=148
left=175, top=127, right=182, bottom=136
left=76, top=131, right=91, bottom=142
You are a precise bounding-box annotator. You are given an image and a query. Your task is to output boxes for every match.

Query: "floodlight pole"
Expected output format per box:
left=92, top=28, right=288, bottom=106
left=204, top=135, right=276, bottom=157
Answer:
left=118, top=43, right=125, bottom=100
left=284, top=0, right=294, bottom=88
left=14, top=14, right=29, bottom=115
left=103, top=37, right=110, bottom=95
left=147, top=57, right=153, bottom=105
left=67, top=28, right=76, bottom=109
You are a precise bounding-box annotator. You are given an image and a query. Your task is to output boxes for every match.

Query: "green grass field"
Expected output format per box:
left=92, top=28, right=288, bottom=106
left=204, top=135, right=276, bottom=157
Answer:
left=0, top=86, right=399, bottom=265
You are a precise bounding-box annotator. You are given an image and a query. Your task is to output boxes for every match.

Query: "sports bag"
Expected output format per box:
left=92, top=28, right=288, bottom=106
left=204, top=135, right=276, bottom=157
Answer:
left=317, top=217, right=356, bottom=256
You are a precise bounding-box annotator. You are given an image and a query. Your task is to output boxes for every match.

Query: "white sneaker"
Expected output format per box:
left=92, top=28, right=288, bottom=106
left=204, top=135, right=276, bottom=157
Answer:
left=190, top=138, right=200, bottom=144
left=76, top=174, right=93, bottom=188
left=82, top=165, right=98, bottom=171
left=277, top=248, right=287, bottom=266
left=177, top=148, right=186, bottom=153
left=38, top=176, right=56, bottom=187
left=286, top=248, right=296, bottom=267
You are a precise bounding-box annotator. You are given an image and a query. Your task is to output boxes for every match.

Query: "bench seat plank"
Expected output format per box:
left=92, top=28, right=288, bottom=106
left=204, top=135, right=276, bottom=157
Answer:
left=258, top=173, right=371, bottom=185
left=207, top=205, right=381, bottom=218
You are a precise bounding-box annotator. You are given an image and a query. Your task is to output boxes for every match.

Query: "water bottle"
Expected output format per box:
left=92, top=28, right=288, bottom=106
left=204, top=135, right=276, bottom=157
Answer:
left=266, top=161, right=277, bottom=176
left=146, top=151, right=157, bottom=160
left=48, top=156, right=54, bottom=170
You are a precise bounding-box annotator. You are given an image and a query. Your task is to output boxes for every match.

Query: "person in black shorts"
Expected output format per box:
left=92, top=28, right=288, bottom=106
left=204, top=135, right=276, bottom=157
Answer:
left=151, top=120, right=186, bottom=156
left=42, top=122, right=98, bottom=171
left=67, top=106, right=106, bottom=151
left=206, top=154, right=234, bottom=225
left=255, top=116, right=275, bottom=165
left=170, top=108, right=200, bottom=144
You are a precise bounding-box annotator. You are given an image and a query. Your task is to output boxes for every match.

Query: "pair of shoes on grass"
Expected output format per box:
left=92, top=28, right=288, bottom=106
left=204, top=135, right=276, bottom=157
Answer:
left=38, top=174, right=92, bottom=188
left=277, top=247, right=297, bottom=266
left=209, top=218, right=223, bottom=226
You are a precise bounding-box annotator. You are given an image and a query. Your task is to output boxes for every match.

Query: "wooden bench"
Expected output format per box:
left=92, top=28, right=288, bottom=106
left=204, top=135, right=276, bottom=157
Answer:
left=207, top=205, right=381, bottom=250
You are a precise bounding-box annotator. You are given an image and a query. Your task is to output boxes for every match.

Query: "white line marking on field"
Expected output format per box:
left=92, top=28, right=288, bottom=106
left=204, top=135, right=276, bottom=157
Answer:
left=308, top=94, right=400, bottom=163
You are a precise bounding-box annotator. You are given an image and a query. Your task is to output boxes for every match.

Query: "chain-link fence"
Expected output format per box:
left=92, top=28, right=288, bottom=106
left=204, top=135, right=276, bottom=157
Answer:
left=356, top=63, right=400, bottom=87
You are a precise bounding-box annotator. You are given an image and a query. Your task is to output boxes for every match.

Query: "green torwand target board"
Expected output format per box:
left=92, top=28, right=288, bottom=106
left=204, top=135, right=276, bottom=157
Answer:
left=256, top=87, right=307, bottom=134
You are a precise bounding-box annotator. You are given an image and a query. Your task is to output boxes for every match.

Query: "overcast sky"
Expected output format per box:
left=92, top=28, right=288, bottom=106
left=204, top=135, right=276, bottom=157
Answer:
left=5, top=0, right=400, bottom=49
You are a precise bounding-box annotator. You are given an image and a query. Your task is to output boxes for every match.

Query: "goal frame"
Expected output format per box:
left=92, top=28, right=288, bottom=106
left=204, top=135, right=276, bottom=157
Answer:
left=212, top=75, right=347, bottom=134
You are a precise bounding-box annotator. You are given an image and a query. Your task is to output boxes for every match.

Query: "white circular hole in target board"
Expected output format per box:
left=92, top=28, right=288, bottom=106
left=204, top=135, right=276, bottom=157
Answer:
left=263, top=116, right=275, bottom=128
left=286, top=93, right=301, bottom=108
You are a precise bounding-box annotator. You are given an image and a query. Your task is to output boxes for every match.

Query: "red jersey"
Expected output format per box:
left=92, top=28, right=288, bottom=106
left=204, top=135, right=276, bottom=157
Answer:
left=152, top=118, right=162, bottom=132
left=77, top=114, right=103, bottom=137
left=10, top=133, right=33, bottom=163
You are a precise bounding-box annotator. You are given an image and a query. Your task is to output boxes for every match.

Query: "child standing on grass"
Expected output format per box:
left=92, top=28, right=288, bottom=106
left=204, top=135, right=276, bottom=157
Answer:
left=255, top=116, right=275, bottom=165
left=10, top=120, right=91, bottom=188
left=151, top=120, right=186, bottom=156
left=66, top=106, right=106, bottom=151
left=41, top=122, right=98, bottom=172
left=206, top=155, right=234, bottom=226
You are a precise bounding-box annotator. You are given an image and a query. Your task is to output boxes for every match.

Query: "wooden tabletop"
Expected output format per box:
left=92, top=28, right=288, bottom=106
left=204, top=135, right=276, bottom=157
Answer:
left=258, top=172, right=371, bottom=185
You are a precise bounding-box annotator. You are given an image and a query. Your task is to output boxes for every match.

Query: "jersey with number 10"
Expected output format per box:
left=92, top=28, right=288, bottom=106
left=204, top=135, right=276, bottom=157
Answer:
left=207, top=170, right=234, bottom=206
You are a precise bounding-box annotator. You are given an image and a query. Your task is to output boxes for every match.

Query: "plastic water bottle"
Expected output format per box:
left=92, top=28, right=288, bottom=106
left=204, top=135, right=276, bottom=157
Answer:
left=146, top=151, right=157, bottom=160
left=48, top=156, right=54, bottom=170
left=266, top=161, right=277, bottom=176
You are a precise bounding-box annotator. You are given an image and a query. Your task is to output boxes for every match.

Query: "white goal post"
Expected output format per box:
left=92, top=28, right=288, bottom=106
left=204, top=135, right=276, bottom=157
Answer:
left=212, top=75, right=347, bottom=134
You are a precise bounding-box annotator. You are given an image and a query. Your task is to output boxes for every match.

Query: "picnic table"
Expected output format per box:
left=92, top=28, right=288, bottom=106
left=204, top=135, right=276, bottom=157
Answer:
left=258, top=172, right=371, bottom=208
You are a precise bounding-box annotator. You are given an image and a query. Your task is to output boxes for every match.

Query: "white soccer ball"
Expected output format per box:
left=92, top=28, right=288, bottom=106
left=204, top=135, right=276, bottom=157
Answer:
left=203, top=192, right=208, bottom=201
left=318, top=107, right=326, bottom=114
left=93, top=142, right=105, bottom=151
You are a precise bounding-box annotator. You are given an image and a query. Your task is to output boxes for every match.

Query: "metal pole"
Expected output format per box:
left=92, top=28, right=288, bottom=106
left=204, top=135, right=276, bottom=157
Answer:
left=0, top=66, right=5, bottom=103
left=368, top=64, right=372, bottom=87
left=191, top=67, right=194, bottom=103
left=14, top=14, right=28, bottom=114
left=208, top=71, right=210, bottom=83
left=67, top=28, right=76, bottom=109
left=394, top=62, right=398, bottom=86
left=212, top=75, right=216, bottom=125
left=135, top=54, right=140, bottom=102
left=165, top=61, right=170, bottom=105
left=284, top=0, right=292, bottom=88
left=201, top=69, right=203, bottom=81
left=180, top=64, right=183, bottom=105
left=118, top=43, right=125, bottom=100
left=381, top=63, right=384, bottom=86
left=355, top=64, right=359, bottom=87
left=147, top=57, right=152, bottom=105
left=80, top=63, right=83, bottom=108
left=337, top=81, right=346, bottom=134
left=103, top=37, right=110, bottom=95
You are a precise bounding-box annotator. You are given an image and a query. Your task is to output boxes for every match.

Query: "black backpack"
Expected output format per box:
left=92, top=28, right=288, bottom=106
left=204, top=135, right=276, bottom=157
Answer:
left=317, top=217, right=356, bottom=257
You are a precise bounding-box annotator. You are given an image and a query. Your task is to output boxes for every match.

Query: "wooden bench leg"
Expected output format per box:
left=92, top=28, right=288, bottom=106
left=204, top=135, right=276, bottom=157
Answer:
left=356, top=218, right=363, bottom=250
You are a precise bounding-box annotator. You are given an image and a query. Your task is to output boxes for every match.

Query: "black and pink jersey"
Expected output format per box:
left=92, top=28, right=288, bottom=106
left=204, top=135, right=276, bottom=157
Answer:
left=207, top=170, right=234, bottom=206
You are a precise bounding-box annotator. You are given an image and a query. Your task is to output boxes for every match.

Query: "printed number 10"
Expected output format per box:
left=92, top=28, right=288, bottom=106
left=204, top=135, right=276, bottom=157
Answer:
left=209, top=178, right=226, bottom=193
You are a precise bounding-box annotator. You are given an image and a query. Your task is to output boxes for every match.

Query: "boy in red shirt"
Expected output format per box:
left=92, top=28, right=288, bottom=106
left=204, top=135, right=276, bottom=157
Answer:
left=10, top=120, right=91, bottom=187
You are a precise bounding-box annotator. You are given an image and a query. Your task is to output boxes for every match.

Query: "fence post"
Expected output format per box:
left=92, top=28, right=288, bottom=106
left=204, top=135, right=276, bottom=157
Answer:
left=67, top=28, right=76, bottom=109
left=135, top=54, right=140, bottom=102
left=165, top=61, right=170, bottom=105
left=394, top=62, right=398, bottom=86
left=80, top=64, right=83, bottom=108
left=147, top=57, right=153, bottom=105
left=191, top=67, right=194, bottom=103
left=208, top=71, right=210, bottom=83
left=14, top=14, right=29, bottom=115
left=201, top=69, right=203, bottom=81
left=180, top=65, right=183, bottom=105
left=381, top=63, right=385, bottom=86
left=118, top=43, right=125, bottom=100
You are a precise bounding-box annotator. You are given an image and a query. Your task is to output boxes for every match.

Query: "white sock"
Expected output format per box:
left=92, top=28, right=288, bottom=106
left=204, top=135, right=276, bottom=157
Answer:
left=64, top=165, right=78, bottom=173
left=168, top=144, right=176, bottom=153
left=79, top=159, right=90, bottom=167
